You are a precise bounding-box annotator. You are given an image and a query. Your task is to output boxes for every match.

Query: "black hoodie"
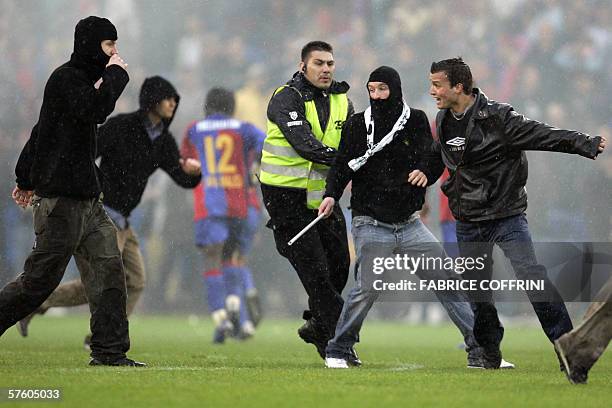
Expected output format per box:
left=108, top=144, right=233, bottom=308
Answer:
left=324, top=66, right=444, bottom=223
left=15, top=16, right=129, bottom=199
left=97, top=76, right=201, bottom=218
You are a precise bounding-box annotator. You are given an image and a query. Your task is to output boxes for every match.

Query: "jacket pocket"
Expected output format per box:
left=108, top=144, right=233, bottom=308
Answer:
left=32, top=197, right=60, bottom=235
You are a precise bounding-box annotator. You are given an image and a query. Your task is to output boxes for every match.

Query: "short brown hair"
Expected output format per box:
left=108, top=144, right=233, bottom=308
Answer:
left=430, top=57, right=473, bottom=95
left=301, top=41, right=333, bottom=62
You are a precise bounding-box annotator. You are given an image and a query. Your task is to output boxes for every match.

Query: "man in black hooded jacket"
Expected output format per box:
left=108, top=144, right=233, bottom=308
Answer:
left=0, top=16, right=143, bottom=366
left=17, top=76, right=202, bottom=346
left=319, top=66, right=497, bottom=369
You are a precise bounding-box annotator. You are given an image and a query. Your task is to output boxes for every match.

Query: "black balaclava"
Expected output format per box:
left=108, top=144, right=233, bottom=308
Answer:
left=367, top=66, right=404, bottom=140
left=139, top=76, right=181, bottom=126
left=72, top=16, right=117, bottom=80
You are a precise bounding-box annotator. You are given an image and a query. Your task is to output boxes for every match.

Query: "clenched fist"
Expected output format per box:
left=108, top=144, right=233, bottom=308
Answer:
left=180, top=158, right=202, bottom=175
left=12, top=186, right=33, bottom=208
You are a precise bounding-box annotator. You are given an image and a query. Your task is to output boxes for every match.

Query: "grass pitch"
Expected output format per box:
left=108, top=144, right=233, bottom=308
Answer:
left=0, top=315, right=610, bottom=407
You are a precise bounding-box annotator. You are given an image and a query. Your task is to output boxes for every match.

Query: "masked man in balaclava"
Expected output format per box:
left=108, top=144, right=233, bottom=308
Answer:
left=17, top=76, right=202, bottom=349
left=0, top=16, right=145, bottom=367
left=319, top=66, right=513, bottom=369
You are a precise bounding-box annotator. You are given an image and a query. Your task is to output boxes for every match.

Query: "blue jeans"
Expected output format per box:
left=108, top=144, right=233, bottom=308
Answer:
left=456, top=213, right=573, bottom=349
left=326, top=214, right=477, bottom=358
left=441, top=220, right=460, bottom=258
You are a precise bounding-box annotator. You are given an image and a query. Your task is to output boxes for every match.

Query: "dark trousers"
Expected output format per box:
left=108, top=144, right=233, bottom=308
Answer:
left=456, top=213, right=573, bottom=350
left=0, top=196, right=129, bottom=360
left=261, top=184, right=349, bottom=336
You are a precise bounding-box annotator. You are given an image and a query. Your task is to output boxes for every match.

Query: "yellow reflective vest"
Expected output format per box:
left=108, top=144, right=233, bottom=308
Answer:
left=260, top=86, right=348, bottom=209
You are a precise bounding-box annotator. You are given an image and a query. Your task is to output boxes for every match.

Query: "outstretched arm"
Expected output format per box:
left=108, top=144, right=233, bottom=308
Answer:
left=161, top=133, right=201, bottom=188
left=503, top=106, right=604, bottom=159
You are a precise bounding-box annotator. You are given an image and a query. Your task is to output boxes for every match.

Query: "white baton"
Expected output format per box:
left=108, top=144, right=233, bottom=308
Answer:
left=288, top=213, right=326, bottom=246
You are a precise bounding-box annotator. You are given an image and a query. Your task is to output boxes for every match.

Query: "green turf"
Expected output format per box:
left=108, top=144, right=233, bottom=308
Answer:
left=0, top=315, right=610, bottom=407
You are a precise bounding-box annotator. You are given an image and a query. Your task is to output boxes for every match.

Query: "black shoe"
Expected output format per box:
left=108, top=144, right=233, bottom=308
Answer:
left=246, top=291, right=263, bottom=328
left=89, top=357, right=147, bottom=367
left=481, top=347, right=502, bottom=369
left=297, top=320, right=328, bottom=360
left=467, top=346, right=484, bottom=368
left=213, top=320, right=234, bottom=344
left=467, top=346, right=515, bottom=369
left=346, top=347, right=362, bottom=367
left=227, top=309, right=241, bottom=338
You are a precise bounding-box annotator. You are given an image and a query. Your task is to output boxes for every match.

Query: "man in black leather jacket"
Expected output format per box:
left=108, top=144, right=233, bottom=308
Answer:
left=429, top=57, right=607, bottom=369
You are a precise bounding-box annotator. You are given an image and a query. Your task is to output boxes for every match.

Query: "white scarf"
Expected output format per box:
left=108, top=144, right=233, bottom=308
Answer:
left=348, top=101, right=410, bottom=171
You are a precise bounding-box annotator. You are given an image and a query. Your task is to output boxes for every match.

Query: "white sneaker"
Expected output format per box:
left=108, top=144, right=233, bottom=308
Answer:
left=239, top=321, right=256, bottom=339
left=325, top=357, right=349, bottom=369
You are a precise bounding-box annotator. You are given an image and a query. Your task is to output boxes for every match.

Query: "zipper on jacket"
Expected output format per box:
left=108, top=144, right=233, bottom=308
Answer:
left=454, top=165, right=462, bottom=220
left=452, top=105, right=479, bottom=222
left=439, top=114, right=470, bottom=222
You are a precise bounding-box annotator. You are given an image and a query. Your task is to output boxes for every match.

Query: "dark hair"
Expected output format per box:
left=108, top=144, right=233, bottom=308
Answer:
left=430, top=57, right=473, bottom=95
left=139, top=76, right=179, bottom=112
left=205, top=87, right=235, bottom=116
left=301, top=41, right=333, bottom=62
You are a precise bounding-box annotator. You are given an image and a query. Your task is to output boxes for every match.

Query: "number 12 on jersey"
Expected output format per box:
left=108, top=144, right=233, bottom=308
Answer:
left=203, top=133, right=244, bottom=189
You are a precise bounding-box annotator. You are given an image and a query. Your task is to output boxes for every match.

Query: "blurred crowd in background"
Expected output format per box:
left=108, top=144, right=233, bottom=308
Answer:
left=1, top=0, right=610, bottom=319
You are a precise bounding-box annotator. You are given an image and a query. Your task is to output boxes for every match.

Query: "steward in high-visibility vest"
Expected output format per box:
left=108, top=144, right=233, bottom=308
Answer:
left=260, top=73, right=351, bottom=209
left=260, top=41, right=354, bottom=362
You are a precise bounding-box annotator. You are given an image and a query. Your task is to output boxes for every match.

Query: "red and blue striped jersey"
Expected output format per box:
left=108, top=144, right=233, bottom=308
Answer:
left=182, top=114, right=264, bottom=220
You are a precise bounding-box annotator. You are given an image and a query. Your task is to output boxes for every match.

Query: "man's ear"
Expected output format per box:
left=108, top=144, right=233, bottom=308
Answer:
left=299, top=61, right=306, bottom=73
